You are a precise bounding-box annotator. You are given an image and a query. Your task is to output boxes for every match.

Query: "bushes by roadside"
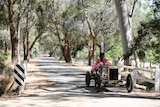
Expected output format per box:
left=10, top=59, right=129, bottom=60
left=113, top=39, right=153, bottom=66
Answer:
left=0, top=51, right=13, bottom=96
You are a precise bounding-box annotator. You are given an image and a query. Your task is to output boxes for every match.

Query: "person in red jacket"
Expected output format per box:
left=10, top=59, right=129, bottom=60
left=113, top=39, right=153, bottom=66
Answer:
left=91, top=57, right=103, bottom=72
left=102, top=57, right=111, bottom=66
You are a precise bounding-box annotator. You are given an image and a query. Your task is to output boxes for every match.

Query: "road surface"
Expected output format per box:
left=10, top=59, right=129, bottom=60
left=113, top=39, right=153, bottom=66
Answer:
left=0, top=56, right=159, bottom=107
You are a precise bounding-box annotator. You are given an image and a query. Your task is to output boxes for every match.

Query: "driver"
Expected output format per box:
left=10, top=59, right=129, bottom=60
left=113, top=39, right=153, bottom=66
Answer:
left=102, top=57, right=111, bottom=66
left=91, top=57, right=103, bottom=73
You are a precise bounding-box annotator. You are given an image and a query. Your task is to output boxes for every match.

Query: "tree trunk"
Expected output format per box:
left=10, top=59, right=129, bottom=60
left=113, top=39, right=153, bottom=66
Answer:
left=8, top=0, right=19, bottom=63
left=114, top=0, right=133, bottom=65
left=88, top=34, right=92, bottom=66
left=88, top=50, right=92, bottom=65
left=134, top=53, right=139, bottom=67
left=23, top=31, right=29, bottom=61
left=4, top=39, right=8, bottom=54
left=24, top=10, right=29, bottom=61
left=61, top=46, right=72, bottom=63
left=29, top=35, right=40, bottom=54
left=91, top=32, right=98, bottom=62
left=54, top=22, right=72, bottom=63
left=61, top=34, right=72, bottom=63
left=86, top=15, right=96, bottom=65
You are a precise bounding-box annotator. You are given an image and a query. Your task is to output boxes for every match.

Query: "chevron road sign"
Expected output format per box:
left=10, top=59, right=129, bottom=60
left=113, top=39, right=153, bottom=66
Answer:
left=14, top=64, right=26, bottom=86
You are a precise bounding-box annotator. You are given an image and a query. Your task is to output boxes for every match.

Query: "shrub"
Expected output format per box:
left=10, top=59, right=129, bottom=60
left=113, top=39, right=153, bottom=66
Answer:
left=0, top=51, right=13, bottom=96
left=0, top=52, right=5, bottom=74
left=0, top=78, right=10, bottom=96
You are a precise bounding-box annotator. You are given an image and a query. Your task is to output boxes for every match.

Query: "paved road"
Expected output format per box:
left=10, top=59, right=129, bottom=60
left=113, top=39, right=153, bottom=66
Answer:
left=0, top=57, right=159, bottom=107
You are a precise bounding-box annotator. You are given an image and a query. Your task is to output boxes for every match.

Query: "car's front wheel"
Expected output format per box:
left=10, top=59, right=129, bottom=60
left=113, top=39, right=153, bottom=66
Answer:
left=86, top=72, right=91, bottom=87
left=126, top=74, right=133, bottom=93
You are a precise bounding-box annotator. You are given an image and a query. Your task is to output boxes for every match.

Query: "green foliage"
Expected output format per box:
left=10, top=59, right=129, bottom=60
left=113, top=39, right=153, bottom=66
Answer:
left=3, top=0, right=159, bottom=65
left=153, top=0, right=160, bottom=18
left=0, top=3, right=8, bottom=27
left=74, top=39, right=124, bottom=61
left=72, top=43, right=87, bottom=58
left=76, top=47, right=88, bottom=59
left=105, top=42, right=123, bottom=61
left=0, top=58, right=5, bottom=74
left=137, top=50, right=146, bottom=61
left=30, top=42, right=41, bottom=58
left=0, top=50, right=8, bottom=74
left=129, top=18, right=160, bottom=63
left=35, top=4, right=47, bottom=35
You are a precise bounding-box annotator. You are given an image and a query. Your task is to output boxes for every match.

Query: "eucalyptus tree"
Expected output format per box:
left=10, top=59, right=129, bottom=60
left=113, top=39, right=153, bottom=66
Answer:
left=0, top=0, right=49, bottom=62
left=43, top=0, right=121, bottom=64
left=1, top=0, right=30, bottom=63
left=5, top=0, right=18, bottom=63
left=18, top=0, right=49, bottom=61
left=114, top=0, right=139, bottom=65
left=22, top=0, right=35, bottom=61
left=136, top=19, right=160, bottom=63
left=0, top=2, right=10, bottom=53
left=128, top=0, right=160, bottom=64
left=47, top=0, right=88, bottom=63
left=0, top=30, right=10, bottom=54
left=82, top=0, right=118, bottom=65
left=0, top=2, right=8, bottom=29
left=28, top=1, right=48, bottom=59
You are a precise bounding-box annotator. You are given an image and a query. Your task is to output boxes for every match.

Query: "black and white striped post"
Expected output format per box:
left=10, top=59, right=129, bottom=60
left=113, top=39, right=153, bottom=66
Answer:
left=14, top=63, right=26, bottom=93
left=14, top=64, right=25, bottom=86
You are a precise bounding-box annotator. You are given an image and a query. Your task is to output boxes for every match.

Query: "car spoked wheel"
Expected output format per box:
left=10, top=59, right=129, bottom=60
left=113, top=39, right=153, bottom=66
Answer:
left=96, top=74, right=101, bottom=92
left=126, top=74, right=133, bottom=93
left=85, top=72, right=91, bottom=87
left=94, top=74, right=98, bottom=87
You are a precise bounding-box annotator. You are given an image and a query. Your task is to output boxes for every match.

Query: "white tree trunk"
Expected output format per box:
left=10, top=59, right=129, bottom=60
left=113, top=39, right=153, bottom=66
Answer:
left=114, top=0, right=133, bottom=65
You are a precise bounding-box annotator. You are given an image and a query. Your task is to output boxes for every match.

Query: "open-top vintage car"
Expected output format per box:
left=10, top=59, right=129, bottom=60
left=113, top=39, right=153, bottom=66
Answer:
left=85, top=65, right=133, bottom=92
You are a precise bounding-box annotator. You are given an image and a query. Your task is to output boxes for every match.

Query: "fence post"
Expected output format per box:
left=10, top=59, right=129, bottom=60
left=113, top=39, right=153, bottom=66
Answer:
left=132, top=68, right=137, bottom=86
left=14, top=64, right=25, bottom=94
left=23, top=60, right=27, bottom=90
left=155, top=67, right=160, bottom=92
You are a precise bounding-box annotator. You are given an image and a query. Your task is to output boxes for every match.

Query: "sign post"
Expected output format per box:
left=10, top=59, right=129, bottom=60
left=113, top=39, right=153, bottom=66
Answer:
left=100, top=42, right=107, bottom=61
left=14, top=64, right=26, bottom=94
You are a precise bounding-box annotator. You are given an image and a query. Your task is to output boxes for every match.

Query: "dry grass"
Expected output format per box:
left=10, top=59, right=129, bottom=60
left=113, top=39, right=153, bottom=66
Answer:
left=0, top=77, right=11, bottom=96
left=0, top=57, right=14, bottom=96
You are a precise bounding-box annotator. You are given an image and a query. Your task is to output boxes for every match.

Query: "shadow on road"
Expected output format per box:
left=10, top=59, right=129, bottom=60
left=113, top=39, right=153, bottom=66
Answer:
left=25, top=56, right=160, bottom=102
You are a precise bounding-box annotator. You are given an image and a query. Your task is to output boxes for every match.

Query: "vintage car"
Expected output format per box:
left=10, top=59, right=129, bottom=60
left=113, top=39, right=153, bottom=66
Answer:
left=85, top=65, right=133, bottom=92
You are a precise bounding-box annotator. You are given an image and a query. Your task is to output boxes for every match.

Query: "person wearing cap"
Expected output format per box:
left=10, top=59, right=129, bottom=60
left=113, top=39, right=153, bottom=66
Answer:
left=103, top=57, right=111, bottom=66
left=91, top=57, right=103, bottom=72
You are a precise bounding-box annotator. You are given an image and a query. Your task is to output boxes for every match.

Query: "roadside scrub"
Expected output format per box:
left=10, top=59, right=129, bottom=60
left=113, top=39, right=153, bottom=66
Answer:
left=0, top=52, right=13, bottom=96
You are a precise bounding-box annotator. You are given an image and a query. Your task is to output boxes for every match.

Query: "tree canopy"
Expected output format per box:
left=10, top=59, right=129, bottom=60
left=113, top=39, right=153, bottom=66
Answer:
left=0, top=0, right=159, bottom=65
left=126, top=0, right=160, bottom=63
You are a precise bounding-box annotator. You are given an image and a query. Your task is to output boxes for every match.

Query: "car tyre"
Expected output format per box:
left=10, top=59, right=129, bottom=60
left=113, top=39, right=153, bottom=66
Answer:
left=86, top=72, right=91, bottom=87
left=126, top=74, right=133, bottom=93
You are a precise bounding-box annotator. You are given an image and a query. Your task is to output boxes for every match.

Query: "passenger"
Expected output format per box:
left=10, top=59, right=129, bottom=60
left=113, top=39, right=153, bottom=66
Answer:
left=91, top=57, right=103, bottom=73
left=103, top=57, right=111, bottom=66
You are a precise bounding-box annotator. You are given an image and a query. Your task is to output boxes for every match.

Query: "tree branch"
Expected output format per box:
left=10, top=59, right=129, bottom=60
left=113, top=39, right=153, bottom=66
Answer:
left=86, top=16, right=95, bottom=37
left=29, top=34, right=40, bottom=51
left=95, top=16, right=117, bottom=33
left=28, top=20, right=37, bottom=29
left=19, top=6, right=28, bottom=21
left=129, top=0, right=138, bottom=17
left=107, top=45, right=114, bottom=52
left=13, top=0, right=17, bottom=5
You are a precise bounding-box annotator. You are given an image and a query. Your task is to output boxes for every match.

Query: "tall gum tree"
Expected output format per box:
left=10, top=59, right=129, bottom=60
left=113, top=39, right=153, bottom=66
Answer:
left=23, top=0, right=48, bottom=61
left=83, top=0, right=118, bottom=65
left=114, top=0, right=137, bottom=65
left=8, top=0, right=19, bottom=63
left=47, top=0, right=87, bottom=63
